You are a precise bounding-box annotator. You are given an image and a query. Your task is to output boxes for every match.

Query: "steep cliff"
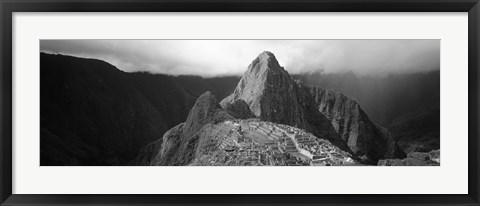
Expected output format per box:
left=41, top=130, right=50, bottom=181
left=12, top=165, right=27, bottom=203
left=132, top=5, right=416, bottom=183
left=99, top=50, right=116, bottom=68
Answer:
left=308, top=87, right=404, bottom=162
left=293, top=70, right=440, bottom=155
left=223, top=99, right=255, bottom=119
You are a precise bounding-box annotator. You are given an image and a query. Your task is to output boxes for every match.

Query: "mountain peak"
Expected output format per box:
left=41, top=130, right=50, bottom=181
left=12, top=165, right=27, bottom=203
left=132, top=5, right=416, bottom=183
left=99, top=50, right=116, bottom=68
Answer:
left=257, top=51, right=276, bottom=60
left=196, top=91, right=216, bottom=104
left=248, top=51, right=284, bottom=74
left=221, top=51, right=294, bottom=118
left=220, top=53, right=347, bottom=153
left=183, top=91, right=233, bottom=138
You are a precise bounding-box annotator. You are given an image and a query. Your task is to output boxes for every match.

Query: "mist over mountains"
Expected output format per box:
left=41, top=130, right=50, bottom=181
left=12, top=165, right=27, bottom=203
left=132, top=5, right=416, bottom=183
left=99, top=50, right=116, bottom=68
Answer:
left=293, top=70, right=440, bottom=125
left=40, top=51, right=439, bottom=166
left=41, top=40, right=440, bottom=77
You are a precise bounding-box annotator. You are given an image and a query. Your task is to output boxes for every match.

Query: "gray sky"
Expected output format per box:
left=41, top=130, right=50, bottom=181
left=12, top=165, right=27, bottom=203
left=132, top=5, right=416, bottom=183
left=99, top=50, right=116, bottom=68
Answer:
left=40, top=40, right=440, bottom=77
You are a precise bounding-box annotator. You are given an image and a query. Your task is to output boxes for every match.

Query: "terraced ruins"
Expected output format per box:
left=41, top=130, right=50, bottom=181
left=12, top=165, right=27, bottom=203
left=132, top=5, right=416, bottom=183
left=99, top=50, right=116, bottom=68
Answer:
left=190, top=119, right=355, bottom=166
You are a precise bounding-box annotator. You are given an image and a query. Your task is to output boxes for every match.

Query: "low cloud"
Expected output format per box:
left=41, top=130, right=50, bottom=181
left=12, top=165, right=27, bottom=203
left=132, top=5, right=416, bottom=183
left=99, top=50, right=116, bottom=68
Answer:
left=41, top=39, right=439, bottom=77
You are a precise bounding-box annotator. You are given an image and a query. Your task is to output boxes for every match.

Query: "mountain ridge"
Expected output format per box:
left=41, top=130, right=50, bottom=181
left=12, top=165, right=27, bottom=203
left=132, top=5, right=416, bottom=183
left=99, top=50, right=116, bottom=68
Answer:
left=40, top=52, right=239, bottom=165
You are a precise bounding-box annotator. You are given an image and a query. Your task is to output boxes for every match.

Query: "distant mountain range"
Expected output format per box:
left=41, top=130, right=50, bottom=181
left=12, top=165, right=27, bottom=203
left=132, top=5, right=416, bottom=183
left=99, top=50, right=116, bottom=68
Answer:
left=40, top=52, right=439, bottom=166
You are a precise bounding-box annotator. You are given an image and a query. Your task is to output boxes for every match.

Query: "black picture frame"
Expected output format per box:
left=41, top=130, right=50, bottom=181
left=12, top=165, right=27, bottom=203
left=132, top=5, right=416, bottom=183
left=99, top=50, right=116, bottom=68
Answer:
left=1, top=0, right=479, bottom=205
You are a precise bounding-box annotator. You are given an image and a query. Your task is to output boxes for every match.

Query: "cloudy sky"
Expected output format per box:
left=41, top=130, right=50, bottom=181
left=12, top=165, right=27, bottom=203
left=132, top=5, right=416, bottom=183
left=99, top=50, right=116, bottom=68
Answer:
left=40, top=40, right=440, bottom=77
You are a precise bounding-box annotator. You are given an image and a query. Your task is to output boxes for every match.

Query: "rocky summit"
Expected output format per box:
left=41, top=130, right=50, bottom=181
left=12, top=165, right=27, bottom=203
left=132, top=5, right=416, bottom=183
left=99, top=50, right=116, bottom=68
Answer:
left=220, top=51, right=350, bottom=153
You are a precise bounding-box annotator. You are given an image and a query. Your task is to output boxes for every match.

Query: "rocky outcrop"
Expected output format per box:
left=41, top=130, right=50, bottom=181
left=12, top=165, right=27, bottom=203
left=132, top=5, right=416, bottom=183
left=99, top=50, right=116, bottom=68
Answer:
left=182, top=91, right=233, bottom=139
left=220, top=51, right=350, bottom=152
left=308, top=87, right=404, bottom=162
left=222, top=99, right=255, bottom=119
left=149, top=123, right=185, bottom=165
left=135, top=91, right=234, bottom=166
left=378, top=149, right=439, bottom=166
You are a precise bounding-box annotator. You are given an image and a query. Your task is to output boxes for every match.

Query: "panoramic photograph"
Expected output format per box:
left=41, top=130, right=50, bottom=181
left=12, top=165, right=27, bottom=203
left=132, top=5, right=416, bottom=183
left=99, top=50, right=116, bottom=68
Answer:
left=40, top=40, right=440, bottom=166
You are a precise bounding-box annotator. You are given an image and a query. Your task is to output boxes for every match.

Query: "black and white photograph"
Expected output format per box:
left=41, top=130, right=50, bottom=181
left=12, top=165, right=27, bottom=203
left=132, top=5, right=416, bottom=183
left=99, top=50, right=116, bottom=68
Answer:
left=39, top=40, right=440, bottom=166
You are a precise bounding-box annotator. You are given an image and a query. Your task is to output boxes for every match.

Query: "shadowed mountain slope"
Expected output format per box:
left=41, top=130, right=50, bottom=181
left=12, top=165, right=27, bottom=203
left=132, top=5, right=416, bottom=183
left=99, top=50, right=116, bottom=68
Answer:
left=308, top=87, right=405, bottom=162
left=293, top=70, right=440, bottom=154
left=40, top=53, right=238, bottom=165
